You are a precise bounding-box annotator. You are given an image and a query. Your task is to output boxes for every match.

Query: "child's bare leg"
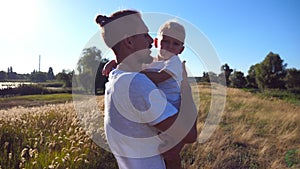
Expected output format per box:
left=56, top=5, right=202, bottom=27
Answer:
left=164, top=154, right=182, bottom=169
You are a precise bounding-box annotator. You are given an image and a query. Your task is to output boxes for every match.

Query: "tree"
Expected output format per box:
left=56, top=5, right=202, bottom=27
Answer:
left=230, top=71, right=247, bottom=88
left=285, top=68, right=300, bottom=89
left=47, top=67, right=55, bottom=80
left=255, top=52, right=286, bottom=90
left=201, top=71, right=219, bottom=83
left=0, top=71, right=7, bottom=81
left=220, top=63, right=233, bottom=86
left=208, top=72, right=218, bottom=83
left=30, top=71, right=47, bottom=82
left=77, top=47, right=102, bottom=74
left=246, top=64, right=259, bottom=88
left=7, top=66, right=17, bottom=79
left=202, top=72, right=210, bottom=82
left=7, top=67, right=13, bottom=73
left=76, top=47, right=102, bottom=93
left=56, top=70, right=73, bottom=88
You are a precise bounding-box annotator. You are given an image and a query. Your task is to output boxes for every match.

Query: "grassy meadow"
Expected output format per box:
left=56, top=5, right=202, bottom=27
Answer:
left=0, top=83, right=299, bottom=169
left=0, top=94, right=73, bottom=109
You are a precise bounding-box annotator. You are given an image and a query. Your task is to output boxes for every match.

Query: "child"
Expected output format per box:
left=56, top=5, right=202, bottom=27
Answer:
left=103, top=20, right=187, bottom=169
left=142, top=21, right=185, bottom=110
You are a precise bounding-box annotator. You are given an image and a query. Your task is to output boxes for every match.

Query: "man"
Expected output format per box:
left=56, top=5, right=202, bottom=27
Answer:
left=95, top=10, right=197, bottom=169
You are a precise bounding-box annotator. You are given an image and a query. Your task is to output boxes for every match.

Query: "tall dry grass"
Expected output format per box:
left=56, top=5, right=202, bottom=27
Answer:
left=0, top=83, right=299, bottom=169
left=0, top=103, right=117, bottom=169
left=181, top=84, right=300, bottom=169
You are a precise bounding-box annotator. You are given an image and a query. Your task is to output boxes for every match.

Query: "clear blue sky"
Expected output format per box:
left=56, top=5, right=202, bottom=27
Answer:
left=0, top=0, right=299, bottom=76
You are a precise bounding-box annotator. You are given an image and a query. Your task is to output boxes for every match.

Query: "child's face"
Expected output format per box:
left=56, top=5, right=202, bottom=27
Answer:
left=158, top=35, right=184, bottom=60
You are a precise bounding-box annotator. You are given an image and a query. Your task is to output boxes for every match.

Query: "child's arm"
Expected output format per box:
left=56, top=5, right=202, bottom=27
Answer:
left=102, top=60, right=172, bottom=84
left=141, top=70, right=172, bottom=84
left=102, top=60, right=117, bottom=76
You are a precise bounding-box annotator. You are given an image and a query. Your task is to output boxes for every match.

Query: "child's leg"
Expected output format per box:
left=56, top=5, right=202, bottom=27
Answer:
left=164, top=154, right=182, bottom=169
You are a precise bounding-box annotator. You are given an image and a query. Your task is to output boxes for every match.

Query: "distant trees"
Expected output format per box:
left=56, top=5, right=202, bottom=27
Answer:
left=201, top=72, right=218, bottom=83
left=1, top=49, right=109, bottom=95
left=231, top=51, right=299, bottom=91
left=221, top=63, right=233, bottom=86
left=1, top=50, right=299, bottom=94
left=47, top=67, right=55, bottom=80
left=0, top=66, right=30, bottom=81
left=285, top=68, right=300, bottom=89
left=30, top=67, right=57, bottom=82
left=246, top=64, right=258, bottom=88
left=202, top=72, right=210, bottom=82
left=77, top=47, right=102, bottom=75
left=75, top=46, right=108, bottom=94
left=56, top=70, right=73, bottom=88
left=30, top=70, right=47, bottom=82
left=7, top=66, right=17, bottom=79
left=230, top=71, right=247, bottom=88
left=0, top=66, right=58, bottom=82
left=198, top=51, right=299, bottom=92
left=0, top=71, right=7, bottom=81
left=254, top=52, right=287, bottom=90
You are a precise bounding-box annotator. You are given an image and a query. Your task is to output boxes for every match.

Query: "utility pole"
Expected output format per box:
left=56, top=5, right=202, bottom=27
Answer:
left=39, top=55, right=41, bottom=72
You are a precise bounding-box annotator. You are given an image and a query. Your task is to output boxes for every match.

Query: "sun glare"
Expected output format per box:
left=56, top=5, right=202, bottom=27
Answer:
left=0, top=0, right=39, bottom=42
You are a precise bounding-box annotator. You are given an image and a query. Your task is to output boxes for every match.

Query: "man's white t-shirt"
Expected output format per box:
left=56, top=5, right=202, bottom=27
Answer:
left=144, top=55, right=182, bottom=109
left=104, top=69, right=178, bottom=169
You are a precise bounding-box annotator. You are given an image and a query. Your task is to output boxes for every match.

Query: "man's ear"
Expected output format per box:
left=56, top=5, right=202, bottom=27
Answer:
left=154, top=38, right=158, bottom=48
left=179, top=46, right=185, bottom=54
left=124, top=37, right=134, bottom=49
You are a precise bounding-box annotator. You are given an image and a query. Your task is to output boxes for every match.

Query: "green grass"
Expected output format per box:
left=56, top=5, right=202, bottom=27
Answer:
left=0, top=93, right=73, bottom=109
left=261, top=89, right=300, bottom=105
left=242, top=88, right=300, bottom=105
left=12, top=93, right=72, bottom=101
left=285, top=149, right=300, bottom=168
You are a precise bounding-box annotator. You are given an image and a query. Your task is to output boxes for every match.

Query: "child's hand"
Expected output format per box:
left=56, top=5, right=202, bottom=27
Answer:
left=102, top=60, right=117, bottom=76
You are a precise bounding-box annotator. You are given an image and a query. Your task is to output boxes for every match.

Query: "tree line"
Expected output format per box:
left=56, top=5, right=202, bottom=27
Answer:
left=201, top=52, right=300, bottom=92
left=75, top=48, right=299, bottom=94
left=1, top=48, right=300, bottom=95
left=1, top=66, right=68, bottom=83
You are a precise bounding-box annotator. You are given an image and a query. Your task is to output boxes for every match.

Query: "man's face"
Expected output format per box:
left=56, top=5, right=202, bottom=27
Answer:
left=130, top=21, right=154, bottom=64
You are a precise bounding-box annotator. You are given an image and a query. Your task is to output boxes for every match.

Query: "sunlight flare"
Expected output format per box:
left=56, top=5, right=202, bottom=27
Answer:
left=0, top=0, right=40, bottom=42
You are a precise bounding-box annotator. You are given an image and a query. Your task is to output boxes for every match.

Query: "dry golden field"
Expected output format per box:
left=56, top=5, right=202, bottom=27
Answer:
left=0, top=83, right=299, bottom=169
left=182, top=83, right=300, bottom=169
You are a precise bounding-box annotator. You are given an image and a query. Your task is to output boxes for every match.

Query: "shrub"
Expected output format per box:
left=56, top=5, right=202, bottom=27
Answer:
left=0, top=84, right=50, bottom=96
